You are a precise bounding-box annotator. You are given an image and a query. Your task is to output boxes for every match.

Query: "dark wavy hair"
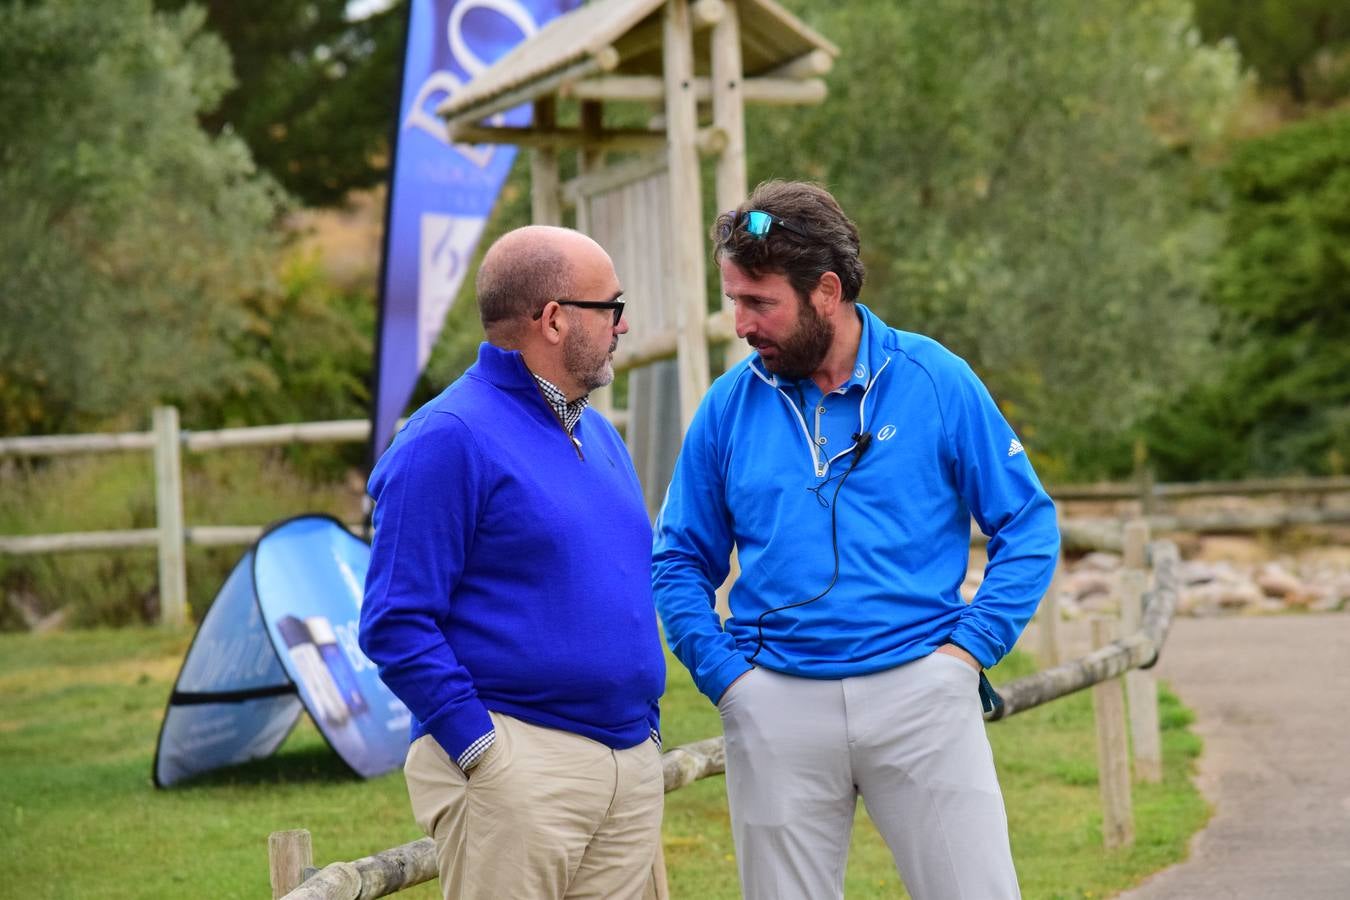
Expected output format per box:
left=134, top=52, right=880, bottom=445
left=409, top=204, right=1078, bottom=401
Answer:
left=711, top=180, right=865, bottom=303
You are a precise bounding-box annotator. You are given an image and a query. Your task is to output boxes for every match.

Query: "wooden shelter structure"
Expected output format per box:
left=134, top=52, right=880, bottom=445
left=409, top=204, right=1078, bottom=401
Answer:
left=439, top=0, right=838, bottom=510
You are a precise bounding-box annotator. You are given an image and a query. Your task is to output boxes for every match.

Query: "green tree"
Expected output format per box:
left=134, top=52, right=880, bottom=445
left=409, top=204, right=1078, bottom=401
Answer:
left=0, top=0, right=286, bottom=436
left=154, top=0, right=405, bottom=206
left=756, top=0, right=1243, bottom=478
left=1193, top=0, right=1350, bottom=104
left=1148, top=111, right=1350, bottom=478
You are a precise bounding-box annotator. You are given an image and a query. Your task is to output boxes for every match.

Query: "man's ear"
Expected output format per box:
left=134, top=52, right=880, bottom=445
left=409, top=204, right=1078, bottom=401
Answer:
left=813, top=271, right=844, bottom=315
left=536, top=300, right=567, bottom=346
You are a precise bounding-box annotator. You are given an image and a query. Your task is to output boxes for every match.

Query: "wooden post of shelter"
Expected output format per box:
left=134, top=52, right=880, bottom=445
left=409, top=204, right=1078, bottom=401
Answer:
left=434, top=0, right=839, bottom=594
left=710, top=0, right=749, bottom=619
left=662, top=0, right=712, bottom=429
left=152, top=405, right=187, bottom=627
left=531, top=97, right=563, bottom=226
left=435, top=0, right=836, bottom=422
left=1090, top=617, right=1135, bottom=849
left=642, top=0, right=684, bottom=840
left=576, top=99, right=617, bottom=418
left=1120, top=519, right=1162, bottom=782
left=711, top=0, right=749, bottom=373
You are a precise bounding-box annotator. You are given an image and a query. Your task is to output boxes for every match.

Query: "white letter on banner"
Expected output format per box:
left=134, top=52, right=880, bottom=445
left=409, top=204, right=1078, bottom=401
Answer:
left=448, top=0, right=538, bottom=77
left=404, top=70, right=466, bottom=147
left=418, top=214, right=486, bottom=366
left=404, top=0, right=540, bottom=165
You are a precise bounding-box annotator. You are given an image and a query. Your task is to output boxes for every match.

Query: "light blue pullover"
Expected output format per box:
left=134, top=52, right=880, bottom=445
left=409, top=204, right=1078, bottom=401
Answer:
left=653, top=304, right=1060, bottom=704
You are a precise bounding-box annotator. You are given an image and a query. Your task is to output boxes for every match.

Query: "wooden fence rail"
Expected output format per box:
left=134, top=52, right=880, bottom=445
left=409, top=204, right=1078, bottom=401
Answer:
left=0, top=410, right=379, bottom=626
left=985, top=539, right=1178, bottom=719
left=269, top=530, right=1183, bottom=899
left=2, top=408, right=1344, bottom=626
left=0, top=418, right=370, bottom=458
left=1052, top=474, right=1350, bottom=502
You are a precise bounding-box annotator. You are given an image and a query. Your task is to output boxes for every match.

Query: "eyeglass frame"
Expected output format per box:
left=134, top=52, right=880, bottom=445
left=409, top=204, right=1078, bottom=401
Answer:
left=532, top=298, right=626, bottom=327
left=717, top=209, right=809, bottom=243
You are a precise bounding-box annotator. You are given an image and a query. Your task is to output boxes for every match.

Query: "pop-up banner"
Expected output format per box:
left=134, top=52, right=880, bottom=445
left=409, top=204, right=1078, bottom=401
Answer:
left=154, top=515, right=409, bottom=787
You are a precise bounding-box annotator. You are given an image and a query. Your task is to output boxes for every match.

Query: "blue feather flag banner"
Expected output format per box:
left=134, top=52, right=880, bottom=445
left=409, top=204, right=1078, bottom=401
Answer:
left=371, top=0, right=580, bottom=465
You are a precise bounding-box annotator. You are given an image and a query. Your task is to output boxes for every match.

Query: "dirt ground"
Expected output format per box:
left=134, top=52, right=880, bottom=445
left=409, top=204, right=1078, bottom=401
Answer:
left=1110, top=613, right=1350, bottom=899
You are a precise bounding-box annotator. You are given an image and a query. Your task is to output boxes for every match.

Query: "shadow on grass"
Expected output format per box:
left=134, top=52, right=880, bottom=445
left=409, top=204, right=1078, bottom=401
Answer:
left=171, top=744, right=359, bottom=790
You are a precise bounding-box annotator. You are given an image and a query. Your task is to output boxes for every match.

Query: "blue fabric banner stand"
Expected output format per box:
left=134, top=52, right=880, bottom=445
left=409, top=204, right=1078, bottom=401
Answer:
left=368, top=0, right=581, bottom=468
left=153, top=516, right=409, bottom=787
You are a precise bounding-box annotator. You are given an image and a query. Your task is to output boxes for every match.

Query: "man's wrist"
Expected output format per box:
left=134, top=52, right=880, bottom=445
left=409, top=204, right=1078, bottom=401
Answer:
left=717, top=666, right=755, bottom=703
left=936, top=642, right=981, bottom=672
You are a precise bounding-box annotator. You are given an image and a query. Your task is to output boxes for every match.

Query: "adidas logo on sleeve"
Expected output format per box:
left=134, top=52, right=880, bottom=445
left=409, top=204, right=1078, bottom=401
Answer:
left=1007, top=439, right=1024, bottom=457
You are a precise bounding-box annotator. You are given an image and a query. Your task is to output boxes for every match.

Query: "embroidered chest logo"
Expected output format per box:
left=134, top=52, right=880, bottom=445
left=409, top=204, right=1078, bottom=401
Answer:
left=876, top=424, right=897, bottom=441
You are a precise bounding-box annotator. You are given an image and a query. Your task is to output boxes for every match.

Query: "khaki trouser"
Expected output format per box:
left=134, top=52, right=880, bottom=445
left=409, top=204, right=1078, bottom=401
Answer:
left=405, top=711, right=664, bottom=900
left=718, top=654, right=1021, bottom=900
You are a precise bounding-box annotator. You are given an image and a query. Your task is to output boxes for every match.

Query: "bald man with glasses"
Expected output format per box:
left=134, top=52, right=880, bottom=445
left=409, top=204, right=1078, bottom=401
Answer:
left=360, top=225, right=665, bottom=900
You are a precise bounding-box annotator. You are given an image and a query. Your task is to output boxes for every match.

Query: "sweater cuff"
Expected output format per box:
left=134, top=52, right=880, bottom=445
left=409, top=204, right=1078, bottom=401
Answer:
left=947, top=622, right=1000, bottom=670
left=423, top=698, right=495, bottom=766
left=700, top=653, right=754, bottom=706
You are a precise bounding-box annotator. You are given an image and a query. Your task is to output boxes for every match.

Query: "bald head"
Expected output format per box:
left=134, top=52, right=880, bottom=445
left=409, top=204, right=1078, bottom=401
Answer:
left=476, top=225, right=610, bottom=345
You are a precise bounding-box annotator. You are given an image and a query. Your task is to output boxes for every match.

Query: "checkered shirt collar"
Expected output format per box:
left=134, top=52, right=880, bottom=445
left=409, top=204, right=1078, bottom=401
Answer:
left=531, top=373, right=589, bottom=434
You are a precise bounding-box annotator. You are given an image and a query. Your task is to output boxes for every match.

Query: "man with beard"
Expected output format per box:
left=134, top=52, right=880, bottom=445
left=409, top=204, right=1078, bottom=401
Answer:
left=653, top=182, right=1059, bottom=900
left=360, top=225, right=666, bottom=900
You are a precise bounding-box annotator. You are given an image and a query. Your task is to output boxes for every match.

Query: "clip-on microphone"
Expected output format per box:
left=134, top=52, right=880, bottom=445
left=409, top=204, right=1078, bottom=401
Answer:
left=851, top=431, right=872, bottom=462
left=748, top=429, right=874, bottom=663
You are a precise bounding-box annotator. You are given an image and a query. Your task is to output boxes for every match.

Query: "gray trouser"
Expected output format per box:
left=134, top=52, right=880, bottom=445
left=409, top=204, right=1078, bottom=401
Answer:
left=717, top=653, right=1020, bottom=900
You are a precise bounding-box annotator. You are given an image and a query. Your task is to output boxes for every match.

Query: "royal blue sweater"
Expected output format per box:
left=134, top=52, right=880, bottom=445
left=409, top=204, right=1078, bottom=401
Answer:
left=359, top=343, right=665, bottom=763
left=654, top=305, right=1059, bottom=704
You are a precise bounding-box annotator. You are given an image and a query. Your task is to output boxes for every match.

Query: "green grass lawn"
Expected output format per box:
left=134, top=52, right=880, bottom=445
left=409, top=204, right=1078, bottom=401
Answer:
left=0, top=628, right=1206, bottom=899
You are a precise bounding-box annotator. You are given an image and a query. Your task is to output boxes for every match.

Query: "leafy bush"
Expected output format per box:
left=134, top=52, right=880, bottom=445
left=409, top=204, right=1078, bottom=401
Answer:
left=180, top=253, right=376, bottom=480
left=754, top=0, right=1243, bottom=479
left=0, top=0, right=285, bottom=437
left=1147, top=110, right=1350, bottom=478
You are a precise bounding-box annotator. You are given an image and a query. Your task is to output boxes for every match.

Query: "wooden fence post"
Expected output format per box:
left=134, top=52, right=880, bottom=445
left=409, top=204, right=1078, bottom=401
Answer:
left=644, top=840, right=671, bottom=900
left=1133, top=438, right=1156, bottom=517
left=152, top=405, right=187, bottom=627
left=1121, top=520, right=1162, bottom=782
left=1036, top=527, right=1065, bottom=667
left=1091, top=617, right=1134, bottom=849
left=269, top=829, right=313, bottom=898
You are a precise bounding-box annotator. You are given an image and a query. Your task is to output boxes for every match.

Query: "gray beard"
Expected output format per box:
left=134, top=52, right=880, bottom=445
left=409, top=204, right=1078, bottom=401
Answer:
left=564, top=332, right=616, bottom=394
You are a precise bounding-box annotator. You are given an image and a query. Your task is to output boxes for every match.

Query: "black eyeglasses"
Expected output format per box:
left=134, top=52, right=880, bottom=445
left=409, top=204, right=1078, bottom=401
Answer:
left=717, top=209, right=809, bottom=243
left=533, top=298, right=625, bottom=326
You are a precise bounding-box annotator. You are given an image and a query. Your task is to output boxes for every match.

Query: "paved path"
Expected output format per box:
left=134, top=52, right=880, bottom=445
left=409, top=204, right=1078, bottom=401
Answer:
left=1112, top=614, right=1350, bottom=899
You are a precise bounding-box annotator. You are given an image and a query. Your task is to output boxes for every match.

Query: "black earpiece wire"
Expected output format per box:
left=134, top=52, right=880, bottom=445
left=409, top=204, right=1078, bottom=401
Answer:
left=748, top=432, right=872, bottom=663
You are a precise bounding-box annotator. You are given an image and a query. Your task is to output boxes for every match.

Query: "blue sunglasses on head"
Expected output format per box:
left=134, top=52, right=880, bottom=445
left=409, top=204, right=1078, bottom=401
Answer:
left=720, top=209, right=809, bottom=242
